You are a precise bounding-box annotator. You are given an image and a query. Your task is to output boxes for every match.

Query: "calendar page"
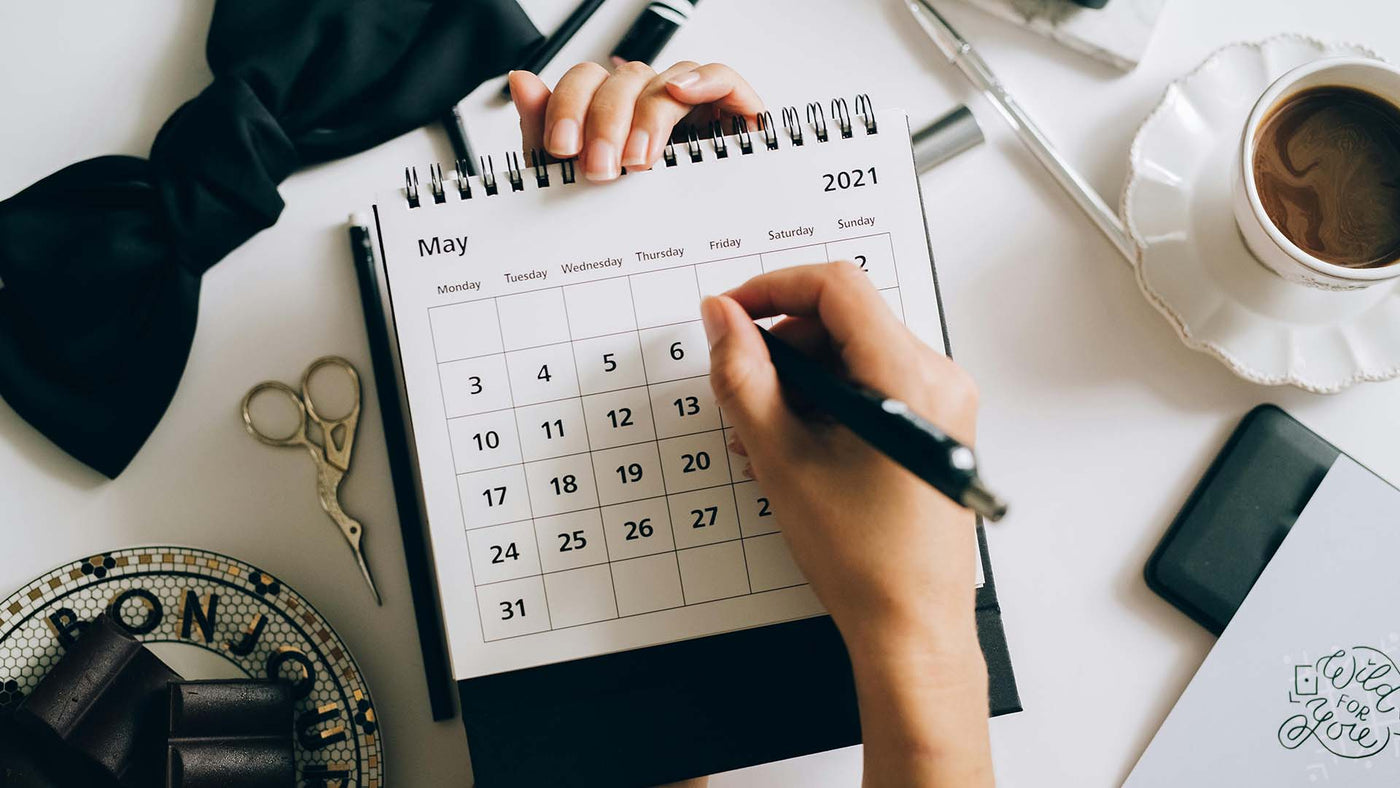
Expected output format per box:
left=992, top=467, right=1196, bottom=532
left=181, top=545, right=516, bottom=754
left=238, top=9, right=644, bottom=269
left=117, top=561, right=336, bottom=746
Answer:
left=373, top=109, right=979, bottom=679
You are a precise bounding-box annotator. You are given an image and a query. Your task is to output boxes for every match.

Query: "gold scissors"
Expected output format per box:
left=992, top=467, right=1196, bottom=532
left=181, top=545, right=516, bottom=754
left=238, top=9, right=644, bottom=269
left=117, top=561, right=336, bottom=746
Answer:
left=241, top=356, right=382, bottom=605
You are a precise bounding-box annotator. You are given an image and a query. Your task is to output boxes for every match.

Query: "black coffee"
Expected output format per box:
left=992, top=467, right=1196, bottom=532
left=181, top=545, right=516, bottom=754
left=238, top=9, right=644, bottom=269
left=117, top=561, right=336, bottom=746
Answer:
left=1253, top=85, right=1400, bottom=268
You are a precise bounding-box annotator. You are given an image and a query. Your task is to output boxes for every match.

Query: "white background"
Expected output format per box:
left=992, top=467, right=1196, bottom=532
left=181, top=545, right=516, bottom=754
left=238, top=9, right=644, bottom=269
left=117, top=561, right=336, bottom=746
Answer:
left=1, top=0, right=1397, bottom=785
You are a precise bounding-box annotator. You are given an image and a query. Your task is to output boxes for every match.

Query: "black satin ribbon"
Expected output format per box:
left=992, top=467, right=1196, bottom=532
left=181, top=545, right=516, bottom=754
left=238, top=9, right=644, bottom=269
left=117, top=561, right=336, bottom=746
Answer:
left=0, top=0, right=540, bottom=477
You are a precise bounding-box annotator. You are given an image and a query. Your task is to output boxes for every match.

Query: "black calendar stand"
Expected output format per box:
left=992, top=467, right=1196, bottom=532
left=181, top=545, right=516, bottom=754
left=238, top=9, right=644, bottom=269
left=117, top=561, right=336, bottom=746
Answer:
left=457, top=525, right=1019, bottom=787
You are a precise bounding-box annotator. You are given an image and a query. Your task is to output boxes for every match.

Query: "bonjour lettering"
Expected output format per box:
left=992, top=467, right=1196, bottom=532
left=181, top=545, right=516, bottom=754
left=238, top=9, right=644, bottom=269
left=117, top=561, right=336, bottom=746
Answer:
left=1279, top=646, right=1400, bottom=760
left=44, top=590, right=359, bottom=762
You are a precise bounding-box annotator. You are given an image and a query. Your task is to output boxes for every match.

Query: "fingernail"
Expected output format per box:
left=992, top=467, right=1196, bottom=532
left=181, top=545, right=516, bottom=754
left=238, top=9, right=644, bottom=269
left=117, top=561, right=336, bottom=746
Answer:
left=548, top=118, right=581, bottom=156
left=701, top=296, right=729, bottom=346
left=728, top=436, right=748, bottom=457
left=667, top=71, right=702, bottom=90
left=622, top=130, right=650, bottom=167
left=583, top=139, right=620, bottom=181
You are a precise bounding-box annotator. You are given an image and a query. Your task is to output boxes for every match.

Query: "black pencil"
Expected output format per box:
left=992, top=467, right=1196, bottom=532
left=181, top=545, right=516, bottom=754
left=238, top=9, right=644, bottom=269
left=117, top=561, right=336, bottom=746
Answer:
left=349, top=215, right=458, bottom=721
left=756, top=325, right=1008, bottom=521
left=499, top=0, right=609, bottom=100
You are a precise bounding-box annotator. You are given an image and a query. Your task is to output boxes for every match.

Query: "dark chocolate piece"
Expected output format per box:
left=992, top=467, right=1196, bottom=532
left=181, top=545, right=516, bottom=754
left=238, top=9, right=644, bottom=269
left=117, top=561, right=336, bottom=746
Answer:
left=0, top=729, right=61, bottom=788
left=15, top=613, right=180, bottom=787
left=166, top=680, right=294, bottom=788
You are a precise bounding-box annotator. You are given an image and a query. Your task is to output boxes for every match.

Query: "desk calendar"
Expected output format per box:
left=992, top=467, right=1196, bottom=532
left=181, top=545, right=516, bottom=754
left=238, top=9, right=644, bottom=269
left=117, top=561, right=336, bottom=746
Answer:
left=365, top=101, right=1003, bottom=687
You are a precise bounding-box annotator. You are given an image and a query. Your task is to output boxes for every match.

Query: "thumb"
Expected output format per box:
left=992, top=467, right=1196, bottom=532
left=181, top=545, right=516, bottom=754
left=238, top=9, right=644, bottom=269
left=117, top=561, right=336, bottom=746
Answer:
left=701, top=296, right=792, bottom=443
left=509, top=70, right=551, bottom=152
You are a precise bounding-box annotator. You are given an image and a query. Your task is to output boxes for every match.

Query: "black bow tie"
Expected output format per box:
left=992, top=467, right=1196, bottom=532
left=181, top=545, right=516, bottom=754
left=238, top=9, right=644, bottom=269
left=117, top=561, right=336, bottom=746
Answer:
left=0, top=0, right=539, bottom=478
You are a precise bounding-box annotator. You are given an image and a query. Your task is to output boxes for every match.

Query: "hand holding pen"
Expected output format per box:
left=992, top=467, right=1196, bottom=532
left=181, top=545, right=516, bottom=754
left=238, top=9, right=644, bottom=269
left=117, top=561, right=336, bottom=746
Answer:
left=703, top=261, right=1003, bottom=521
left=700, top=260, right=992, bottom=607
left=699, top=262, right=995, bottom=781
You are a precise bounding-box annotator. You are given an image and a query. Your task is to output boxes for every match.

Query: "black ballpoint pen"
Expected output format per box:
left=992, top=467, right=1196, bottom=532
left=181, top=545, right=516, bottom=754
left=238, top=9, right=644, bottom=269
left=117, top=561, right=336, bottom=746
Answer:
left=757, top=325, right=1008, bottom=521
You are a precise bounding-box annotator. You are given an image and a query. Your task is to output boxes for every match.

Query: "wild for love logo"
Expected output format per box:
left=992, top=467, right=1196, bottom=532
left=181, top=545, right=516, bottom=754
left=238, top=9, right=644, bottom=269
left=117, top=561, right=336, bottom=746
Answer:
left=1280, top=646, right=1400, bottom=759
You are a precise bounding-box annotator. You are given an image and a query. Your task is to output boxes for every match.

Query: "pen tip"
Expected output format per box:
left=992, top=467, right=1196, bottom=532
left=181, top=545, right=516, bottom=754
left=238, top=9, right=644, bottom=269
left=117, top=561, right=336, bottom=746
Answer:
left=963, top=478, right=1008, bottom=522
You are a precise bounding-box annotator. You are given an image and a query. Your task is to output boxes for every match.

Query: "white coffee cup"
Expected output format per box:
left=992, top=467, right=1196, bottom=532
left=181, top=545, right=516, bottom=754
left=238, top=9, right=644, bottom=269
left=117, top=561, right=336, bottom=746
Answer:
left=1231, top=56, right=1400, bottom=291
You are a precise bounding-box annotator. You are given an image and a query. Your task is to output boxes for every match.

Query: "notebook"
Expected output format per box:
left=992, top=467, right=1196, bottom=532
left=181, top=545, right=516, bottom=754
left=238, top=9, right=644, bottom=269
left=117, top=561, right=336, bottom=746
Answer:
left=358, top=97, right=1019, bottom=785
left=1125, top=456, right=1400, bottom=787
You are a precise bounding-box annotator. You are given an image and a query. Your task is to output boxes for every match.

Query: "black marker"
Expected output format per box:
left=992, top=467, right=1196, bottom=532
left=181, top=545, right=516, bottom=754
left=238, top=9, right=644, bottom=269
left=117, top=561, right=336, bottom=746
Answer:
left=757, top=325, right=1008, bottom=521
left=443, top=103, right=479, bottom=177
left=499, top=0, right=609, bottom=100
left=610, top=0, right=699, bottom=66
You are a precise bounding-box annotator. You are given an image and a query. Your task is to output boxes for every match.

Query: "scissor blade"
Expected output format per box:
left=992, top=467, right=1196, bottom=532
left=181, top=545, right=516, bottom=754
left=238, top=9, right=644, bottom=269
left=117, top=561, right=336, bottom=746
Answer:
left=352, top=545, right=383, bottom=606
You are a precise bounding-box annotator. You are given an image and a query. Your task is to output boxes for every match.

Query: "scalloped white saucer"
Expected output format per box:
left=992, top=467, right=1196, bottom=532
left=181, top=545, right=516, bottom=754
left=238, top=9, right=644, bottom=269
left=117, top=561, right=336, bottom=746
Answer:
left=1122, top=35, right=1400, bottom=393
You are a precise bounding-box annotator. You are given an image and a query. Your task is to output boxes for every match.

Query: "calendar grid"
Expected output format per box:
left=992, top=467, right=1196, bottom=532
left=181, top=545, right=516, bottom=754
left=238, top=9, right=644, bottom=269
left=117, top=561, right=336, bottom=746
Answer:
left=492, top=298, right=553, bottom=633
left=623, top=274, right=688, bottom=607
left=434, top=235, right=902, bottom=641
left=450, top=479, right=752, bottom=526
left=557, top=287, right=624, bottom=621
left=436, top=319, right=733, bottom=366
left=424, top=297, right=493, bottom=647
left=717, top=435, right=754, bottom=596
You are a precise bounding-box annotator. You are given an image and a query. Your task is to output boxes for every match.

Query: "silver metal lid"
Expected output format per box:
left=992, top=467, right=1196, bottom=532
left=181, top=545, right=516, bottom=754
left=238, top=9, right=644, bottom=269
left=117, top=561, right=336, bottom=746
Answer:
left=912, top=104, right=984, bottom=172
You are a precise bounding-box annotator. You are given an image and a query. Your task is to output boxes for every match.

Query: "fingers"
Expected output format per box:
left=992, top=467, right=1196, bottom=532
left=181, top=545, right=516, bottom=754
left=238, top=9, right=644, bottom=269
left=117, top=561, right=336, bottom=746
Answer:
left=543, top=62, right=610, bottom=159
left=700, top=296, right=799, bottom=449
left=665, top=63, right=764, bottom=123
left=580, top=61, right=656, bottom=181
left=526, top=61, right=763, bottom=177
left=769, top=316, right=832, bottom=358
left=727, top=263, right=972, bottom=420
left=625, top=61, right=703, bottom=168
left=726, top=262, right=903, bottom=359
left=509, top=71, right=552, bottom=153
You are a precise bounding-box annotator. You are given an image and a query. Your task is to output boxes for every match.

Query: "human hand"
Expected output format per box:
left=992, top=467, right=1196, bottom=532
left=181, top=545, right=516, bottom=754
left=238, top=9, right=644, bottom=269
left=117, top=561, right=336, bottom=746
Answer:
left=701, top=261, right=981, bottom=658
left=700, top=262, right=992, bottom=786
left=508, top=62, right=762, bottom=182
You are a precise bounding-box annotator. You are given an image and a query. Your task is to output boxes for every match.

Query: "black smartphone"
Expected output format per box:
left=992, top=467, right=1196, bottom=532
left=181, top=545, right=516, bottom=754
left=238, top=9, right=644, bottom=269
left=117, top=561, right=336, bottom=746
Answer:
left=1145, top=405, right=1340, bottom=634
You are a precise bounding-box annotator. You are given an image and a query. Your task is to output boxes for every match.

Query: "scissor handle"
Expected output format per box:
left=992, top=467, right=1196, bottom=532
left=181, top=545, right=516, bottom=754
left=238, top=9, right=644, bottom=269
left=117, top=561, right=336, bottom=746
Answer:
left=300, top=356, right=361, bottom=471
left=241, top=380, right=309, bottom=448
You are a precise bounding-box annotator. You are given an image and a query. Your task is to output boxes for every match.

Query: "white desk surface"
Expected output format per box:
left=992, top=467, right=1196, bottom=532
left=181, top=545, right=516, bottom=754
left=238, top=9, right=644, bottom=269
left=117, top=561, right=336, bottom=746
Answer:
left=3, top=0, right=1398, bottom=785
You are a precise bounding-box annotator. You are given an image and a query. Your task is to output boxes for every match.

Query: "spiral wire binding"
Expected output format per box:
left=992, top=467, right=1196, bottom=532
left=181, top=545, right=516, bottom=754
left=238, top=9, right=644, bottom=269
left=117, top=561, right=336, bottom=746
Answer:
left=732, top=116, right=753, bottom=154
left=480, top=155, right=498, bottom=196
left=530, top=150, right=550, bottom=188
left=832, top=98, right=853, bottom=139
left=756, top=111, right=779, bottom=150
left=403, top=96, right=879, bottom=207
left=856, top=94, right=878, bottom=134
left=709, top=120, right=729, bottom=159
left=685, top=126, right=704, bottom=163
left=505, top=152, right=525, bottom=193
left=806, top=102, right=829, bottom=143
left=429, top=163, right=446, bottom=204
left=780, top=106, right=804, bottom=146
left=455, top=159, right=472, bottom=198
left=404, top=167, right=420, bottom=208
